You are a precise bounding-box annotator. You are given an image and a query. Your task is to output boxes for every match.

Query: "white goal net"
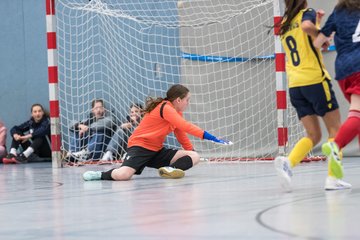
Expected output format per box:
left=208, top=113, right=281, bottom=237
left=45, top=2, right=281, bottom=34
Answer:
left=55, top=0, right=305, bottom=164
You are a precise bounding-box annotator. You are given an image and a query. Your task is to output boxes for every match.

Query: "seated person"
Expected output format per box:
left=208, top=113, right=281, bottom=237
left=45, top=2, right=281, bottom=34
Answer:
left=0, top=120, right=7, bottom=160
left=3, top=104, right=51, bottom=164
left=68, top=99, right=115, bottom=161
left=101, top=103, right=143, bottom=161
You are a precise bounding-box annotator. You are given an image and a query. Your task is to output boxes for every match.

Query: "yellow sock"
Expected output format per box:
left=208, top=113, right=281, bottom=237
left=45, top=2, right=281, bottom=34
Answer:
left=327, top=138, right=342, bottom=177
left=288, top=137, right=313, bottom=168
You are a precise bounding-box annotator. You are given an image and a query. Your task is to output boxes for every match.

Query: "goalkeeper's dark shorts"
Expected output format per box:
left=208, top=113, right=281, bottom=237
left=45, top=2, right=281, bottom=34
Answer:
left=121, top=146, right=177, bottom=175
left=289, top=79, right=339, bottom=119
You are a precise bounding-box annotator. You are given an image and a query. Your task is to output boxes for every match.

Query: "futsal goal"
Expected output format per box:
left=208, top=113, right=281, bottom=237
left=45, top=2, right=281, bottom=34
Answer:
left=46, top=0, right=315, bottom=167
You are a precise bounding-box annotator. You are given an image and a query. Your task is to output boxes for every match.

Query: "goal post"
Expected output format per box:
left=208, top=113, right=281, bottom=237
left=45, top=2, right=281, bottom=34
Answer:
left=46, top=0, right=62, bottom=168
left=273, top=0, right=287, bottom=156
left=48, top=0, right=313, bottom=167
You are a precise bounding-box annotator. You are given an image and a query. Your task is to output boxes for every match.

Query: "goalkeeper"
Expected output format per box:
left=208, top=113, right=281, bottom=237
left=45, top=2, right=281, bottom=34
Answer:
left=83, top=84, right=232, bottom=181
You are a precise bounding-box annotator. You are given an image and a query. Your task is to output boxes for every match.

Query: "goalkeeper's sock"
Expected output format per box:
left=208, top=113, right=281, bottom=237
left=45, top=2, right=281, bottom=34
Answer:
left=170, top=155, right=193, bottom=171
left=288, top=137, right=313, bottom=168
left=101, top=168, right=116, bottom=180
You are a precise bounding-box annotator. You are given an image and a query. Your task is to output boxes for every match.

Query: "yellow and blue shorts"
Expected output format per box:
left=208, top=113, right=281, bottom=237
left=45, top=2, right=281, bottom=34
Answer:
left=289, top=79, right=339, bottom=119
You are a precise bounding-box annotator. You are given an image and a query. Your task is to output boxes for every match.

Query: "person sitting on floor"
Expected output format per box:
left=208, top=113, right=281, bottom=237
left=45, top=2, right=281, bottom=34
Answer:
left=101, top=103, right=143, bottom=161
left=67, top=99, right=115, bottom=161
left=3, top=103, right=51, bottom=164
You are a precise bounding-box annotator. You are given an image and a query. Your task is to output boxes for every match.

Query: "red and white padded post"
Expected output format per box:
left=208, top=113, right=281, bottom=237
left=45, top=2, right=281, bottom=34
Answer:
left=46, top=0, right=62, bottom=168
left=273, top=0, right=288, bottom=155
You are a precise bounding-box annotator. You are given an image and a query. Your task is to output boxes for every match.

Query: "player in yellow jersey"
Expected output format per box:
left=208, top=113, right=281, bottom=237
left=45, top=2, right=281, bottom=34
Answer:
left=274, top=0, right=350, bottom=191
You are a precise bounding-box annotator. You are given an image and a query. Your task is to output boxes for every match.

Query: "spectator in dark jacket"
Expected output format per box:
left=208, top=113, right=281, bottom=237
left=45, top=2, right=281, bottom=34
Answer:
left=3, top=103, right=51, bottom=164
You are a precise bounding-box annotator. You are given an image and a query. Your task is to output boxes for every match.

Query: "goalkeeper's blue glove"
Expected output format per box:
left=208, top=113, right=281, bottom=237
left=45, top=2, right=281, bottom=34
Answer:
left=203, top=131, right=233, bottom=145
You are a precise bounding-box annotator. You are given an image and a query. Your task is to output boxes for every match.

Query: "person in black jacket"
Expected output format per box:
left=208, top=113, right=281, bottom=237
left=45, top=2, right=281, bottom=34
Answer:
left=2, top=103, right=51, bottom=164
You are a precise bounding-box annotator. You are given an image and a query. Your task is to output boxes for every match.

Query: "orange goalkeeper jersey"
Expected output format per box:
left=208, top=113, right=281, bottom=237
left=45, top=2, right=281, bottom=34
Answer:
left=127, top=100, right=204, bottom=151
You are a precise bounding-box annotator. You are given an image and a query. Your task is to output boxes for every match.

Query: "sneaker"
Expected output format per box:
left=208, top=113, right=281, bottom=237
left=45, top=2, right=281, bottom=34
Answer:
left=322, top=142, right=343, bottom=179
left=158, top=167, right=185, bottom=179
left=2, top=153, right=17, bottom=164
left=14, top=154, right=28, bottom=164
left=26, top=153, right=41, bottom=162
left=83, top=171, right=102, bottom=181
left=324, top=176, right=352, bottom=190
left=274, top=156, right=293, bottom=192
left=71, top=149, right=89, bottom=161
left=64, top=152, right=78, bottom=163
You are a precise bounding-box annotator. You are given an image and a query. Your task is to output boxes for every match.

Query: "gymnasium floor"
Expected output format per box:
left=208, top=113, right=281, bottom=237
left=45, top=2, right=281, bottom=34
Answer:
left=0, top=158, right=359, bottom=240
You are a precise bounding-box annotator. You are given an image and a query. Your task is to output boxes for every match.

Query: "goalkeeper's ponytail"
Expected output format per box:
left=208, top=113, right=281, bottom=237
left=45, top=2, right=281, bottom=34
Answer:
left=145, top=97, right=164, bottom=113
left=144, top=84, right=190, bottom=113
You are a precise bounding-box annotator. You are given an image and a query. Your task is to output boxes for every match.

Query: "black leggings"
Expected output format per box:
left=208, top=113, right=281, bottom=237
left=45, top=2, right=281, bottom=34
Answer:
left=11, top=136, right=51, bottom=158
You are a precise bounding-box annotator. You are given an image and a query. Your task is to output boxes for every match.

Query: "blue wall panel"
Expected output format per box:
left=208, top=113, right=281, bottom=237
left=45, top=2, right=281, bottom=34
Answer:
left=0, top=0, right=48, bottom=148
left=0, top=0, right=180, bottom=149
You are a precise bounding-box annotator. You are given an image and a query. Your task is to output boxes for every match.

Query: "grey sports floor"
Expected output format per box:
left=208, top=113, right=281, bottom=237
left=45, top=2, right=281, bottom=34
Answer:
left=1, top=157, right=359, bottom=240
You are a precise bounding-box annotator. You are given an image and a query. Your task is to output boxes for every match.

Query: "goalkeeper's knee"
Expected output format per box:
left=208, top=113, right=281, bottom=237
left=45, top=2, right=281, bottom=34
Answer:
left=170, top=155, right=193, bottom=171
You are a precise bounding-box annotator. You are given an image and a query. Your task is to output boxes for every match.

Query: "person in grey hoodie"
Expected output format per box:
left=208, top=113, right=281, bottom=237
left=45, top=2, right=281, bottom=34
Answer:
left=68, top=99, right=115, bottom=161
